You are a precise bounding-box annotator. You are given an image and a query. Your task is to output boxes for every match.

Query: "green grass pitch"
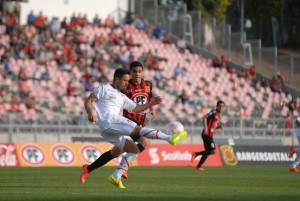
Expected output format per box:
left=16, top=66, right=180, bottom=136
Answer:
left=0, top=166, right=299, bottom=201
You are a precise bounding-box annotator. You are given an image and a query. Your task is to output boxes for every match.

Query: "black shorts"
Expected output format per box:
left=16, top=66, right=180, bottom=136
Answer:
left=201, top=132, right=215, bottom=151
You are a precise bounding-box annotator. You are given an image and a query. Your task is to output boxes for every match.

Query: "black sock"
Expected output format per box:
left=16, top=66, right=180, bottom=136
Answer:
left=137, top=143, right=145, bottom=152
left=87, top=151, right=114, bottom=172
left=195, top=150, right=210, bottom=156
left=197, top=154, right=208, bottom=168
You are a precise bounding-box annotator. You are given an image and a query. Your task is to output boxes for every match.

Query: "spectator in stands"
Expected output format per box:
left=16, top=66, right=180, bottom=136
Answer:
left=104, top=15, right=115, bottom=28
left=34, top=11, right=46, bottom=33
left=134, top=16, right=148, bottom=30
left=24, top=92, right=36, bottom=109
left=258, top=75, right=269, bottom=89
left=144, top=50, right=153, bottom=69
left=212, top=55, right=223, bottom=68
left=172, top=63, right=186, bottom=80
left=175, top=90, right=196, bottom=107
left=11, top=92, right=20, bottom=111
left=93, top=14, right=101, bottom=26
left=152, top=27, right=164, bottom=40
left=177, top=37, right=186, bottom=53
left=19, top=80, right=29, bottom=98
left=18, top=67, right=28, bottom=81
left=124, top=11, right=133, bottom=24
left=27, top=10, right=35, bottom=25
left=0, top=11, right=3, bottom=25
left=5, top=11, right=18, bottom=35
left=1, top=51, right=15, bottom=80
left=0, top=89, right=11, bottom=104
left=269, top=76, right=284, bottom=93
left=280, top=92, right=293, bottom=107
left=66, top=81, right=77, bottom=97
left=288, top=99, right=297, bottom=112
left=41, top=66, right=50, bottom=81
left=154, top=69, right=168, bottom=89
left=285, top=112, right=292, bottom=129
left=61, top=17, right=68, bottom=30
left=162, top=32, right=172, bottom=44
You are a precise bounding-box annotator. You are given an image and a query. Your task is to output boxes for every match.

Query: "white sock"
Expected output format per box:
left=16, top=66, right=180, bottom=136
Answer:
left=291, top=154, right=300, bottom=168
left=139, top=127, right=171, bottom=141
left=113, top=152, right=137, bottom=179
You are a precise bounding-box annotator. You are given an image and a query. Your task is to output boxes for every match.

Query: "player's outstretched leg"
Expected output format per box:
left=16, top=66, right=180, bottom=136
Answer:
left=139, top=127, right=187, bottom=145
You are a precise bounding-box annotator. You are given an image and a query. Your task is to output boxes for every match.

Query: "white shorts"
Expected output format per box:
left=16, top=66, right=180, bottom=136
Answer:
left=100, top=115, right=138, bottom=151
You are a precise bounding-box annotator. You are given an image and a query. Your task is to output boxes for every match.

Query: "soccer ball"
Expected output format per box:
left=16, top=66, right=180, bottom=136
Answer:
left=165, top=121, right=184, bottom=135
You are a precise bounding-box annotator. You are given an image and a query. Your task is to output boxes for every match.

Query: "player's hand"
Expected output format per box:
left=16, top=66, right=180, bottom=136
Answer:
left=150, top=96, right=162, bottom=105
left=88, top=114, right=96, bottom=123
left=204, top=128, right=209, bottom=135
left=150, top=110, right=156, bottom=121
left=217, top=123, right=224, bottom=129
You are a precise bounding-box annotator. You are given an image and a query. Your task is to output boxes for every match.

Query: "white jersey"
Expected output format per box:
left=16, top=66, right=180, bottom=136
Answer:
left=92, top=83, right=137, bottom=131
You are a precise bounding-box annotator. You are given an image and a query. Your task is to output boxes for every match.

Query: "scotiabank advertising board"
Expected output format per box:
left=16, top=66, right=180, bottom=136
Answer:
left=0, top=143, right=223, bottom=167
left=220, top=145, right=295, bottom=166
left=136, top=144, right=223, bottom=167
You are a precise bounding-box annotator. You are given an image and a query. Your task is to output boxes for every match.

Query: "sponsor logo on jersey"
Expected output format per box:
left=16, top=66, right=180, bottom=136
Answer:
left=109, top=94, right=116, bottom=99
left=52, top=145, right=75, bottom=165
left=132, top=93, right=148, bottom=105
left=21, top=145, right=45, bottom=166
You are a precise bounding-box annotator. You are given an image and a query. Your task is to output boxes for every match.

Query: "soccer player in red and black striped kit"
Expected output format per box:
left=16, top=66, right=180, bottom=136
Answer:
left=112, top=61, right=156, bottom=179
left=191, top=100, right=225, bottom=171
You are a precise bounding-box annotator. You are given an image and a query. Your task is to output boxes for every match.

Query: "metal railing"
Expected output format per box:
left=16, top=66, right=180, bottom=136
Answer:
left=131, top=0, right=300, bottom=91
left=0, top=115, right=297, bottom=146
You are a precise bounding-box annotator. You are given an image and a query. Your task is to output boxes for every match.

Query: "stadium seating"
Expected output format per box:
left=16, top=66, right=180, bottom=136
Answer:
left=0, top=15, right=298, bottom=128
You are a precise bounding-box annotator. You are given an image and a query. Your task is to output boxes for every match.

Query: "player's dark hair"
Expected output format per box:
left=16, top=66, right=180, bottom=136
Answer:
left=113, top=68, right=130, bottom=82
left=217, top=100, right=225, bottom=106
left=130, top=61, right=143, bottom=70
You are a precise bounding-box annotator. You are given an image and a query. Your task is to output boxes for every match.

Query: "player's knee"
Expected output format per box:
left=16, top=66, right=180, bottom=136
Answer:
left=138, top=137, right=150, bottom=148
left=123, top=140, right=140, bottom=154
left=130, top=125, right=142, bottom=137
left=110, top=147, right=122, bottom=158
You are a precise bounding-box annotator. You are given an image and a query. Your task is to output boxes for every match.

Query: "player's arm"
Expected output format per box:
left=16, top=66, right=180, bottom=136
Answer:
left=150, top=106, right=156, bottom=120
left=149, top=84, right=156, bottom=120
left=84, top=93, right=97, bottom=123
left=132, top=96, right=162, bottom=113
left=217, top=122, right=224, bottom=129
left=202, top=115, right=208, bottom=134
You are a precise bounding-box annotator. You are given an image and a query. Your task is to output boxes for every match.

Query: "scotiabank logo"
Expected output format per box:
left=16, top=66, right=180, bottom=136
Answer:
left=52, top=145, right=75, bottom=166
left=21, top=145, right=45, bottom=166
left=0, top=143, right=20, bottom=167
left=137, top=144, right=223, bottom=166
left=81, top=145, right=102, bottom=163
left=148, top=148, right=191, bottom=164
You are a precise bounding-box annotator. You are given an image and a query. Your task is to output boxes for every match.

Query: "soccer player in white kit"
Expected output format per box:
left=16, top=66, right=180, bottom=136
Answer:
left=289, top=116, right=300, bottom=172
left=80, top=68, right=187, bottom=188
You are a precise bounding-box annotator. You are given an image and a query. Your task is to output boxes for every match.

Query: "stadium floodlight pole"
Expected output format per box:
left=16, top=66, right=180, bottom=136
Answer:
left=154, top=0, right=158, bottom=25
left=240, top=0, right=244, bottom=43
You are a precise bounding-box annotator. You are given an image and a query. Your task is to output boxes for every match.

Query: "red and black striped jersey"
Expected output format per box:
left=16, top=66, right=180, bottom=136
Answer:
left=121, top=79, right=153, bottom=126
left=203, top=109, right=221, bottom=137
